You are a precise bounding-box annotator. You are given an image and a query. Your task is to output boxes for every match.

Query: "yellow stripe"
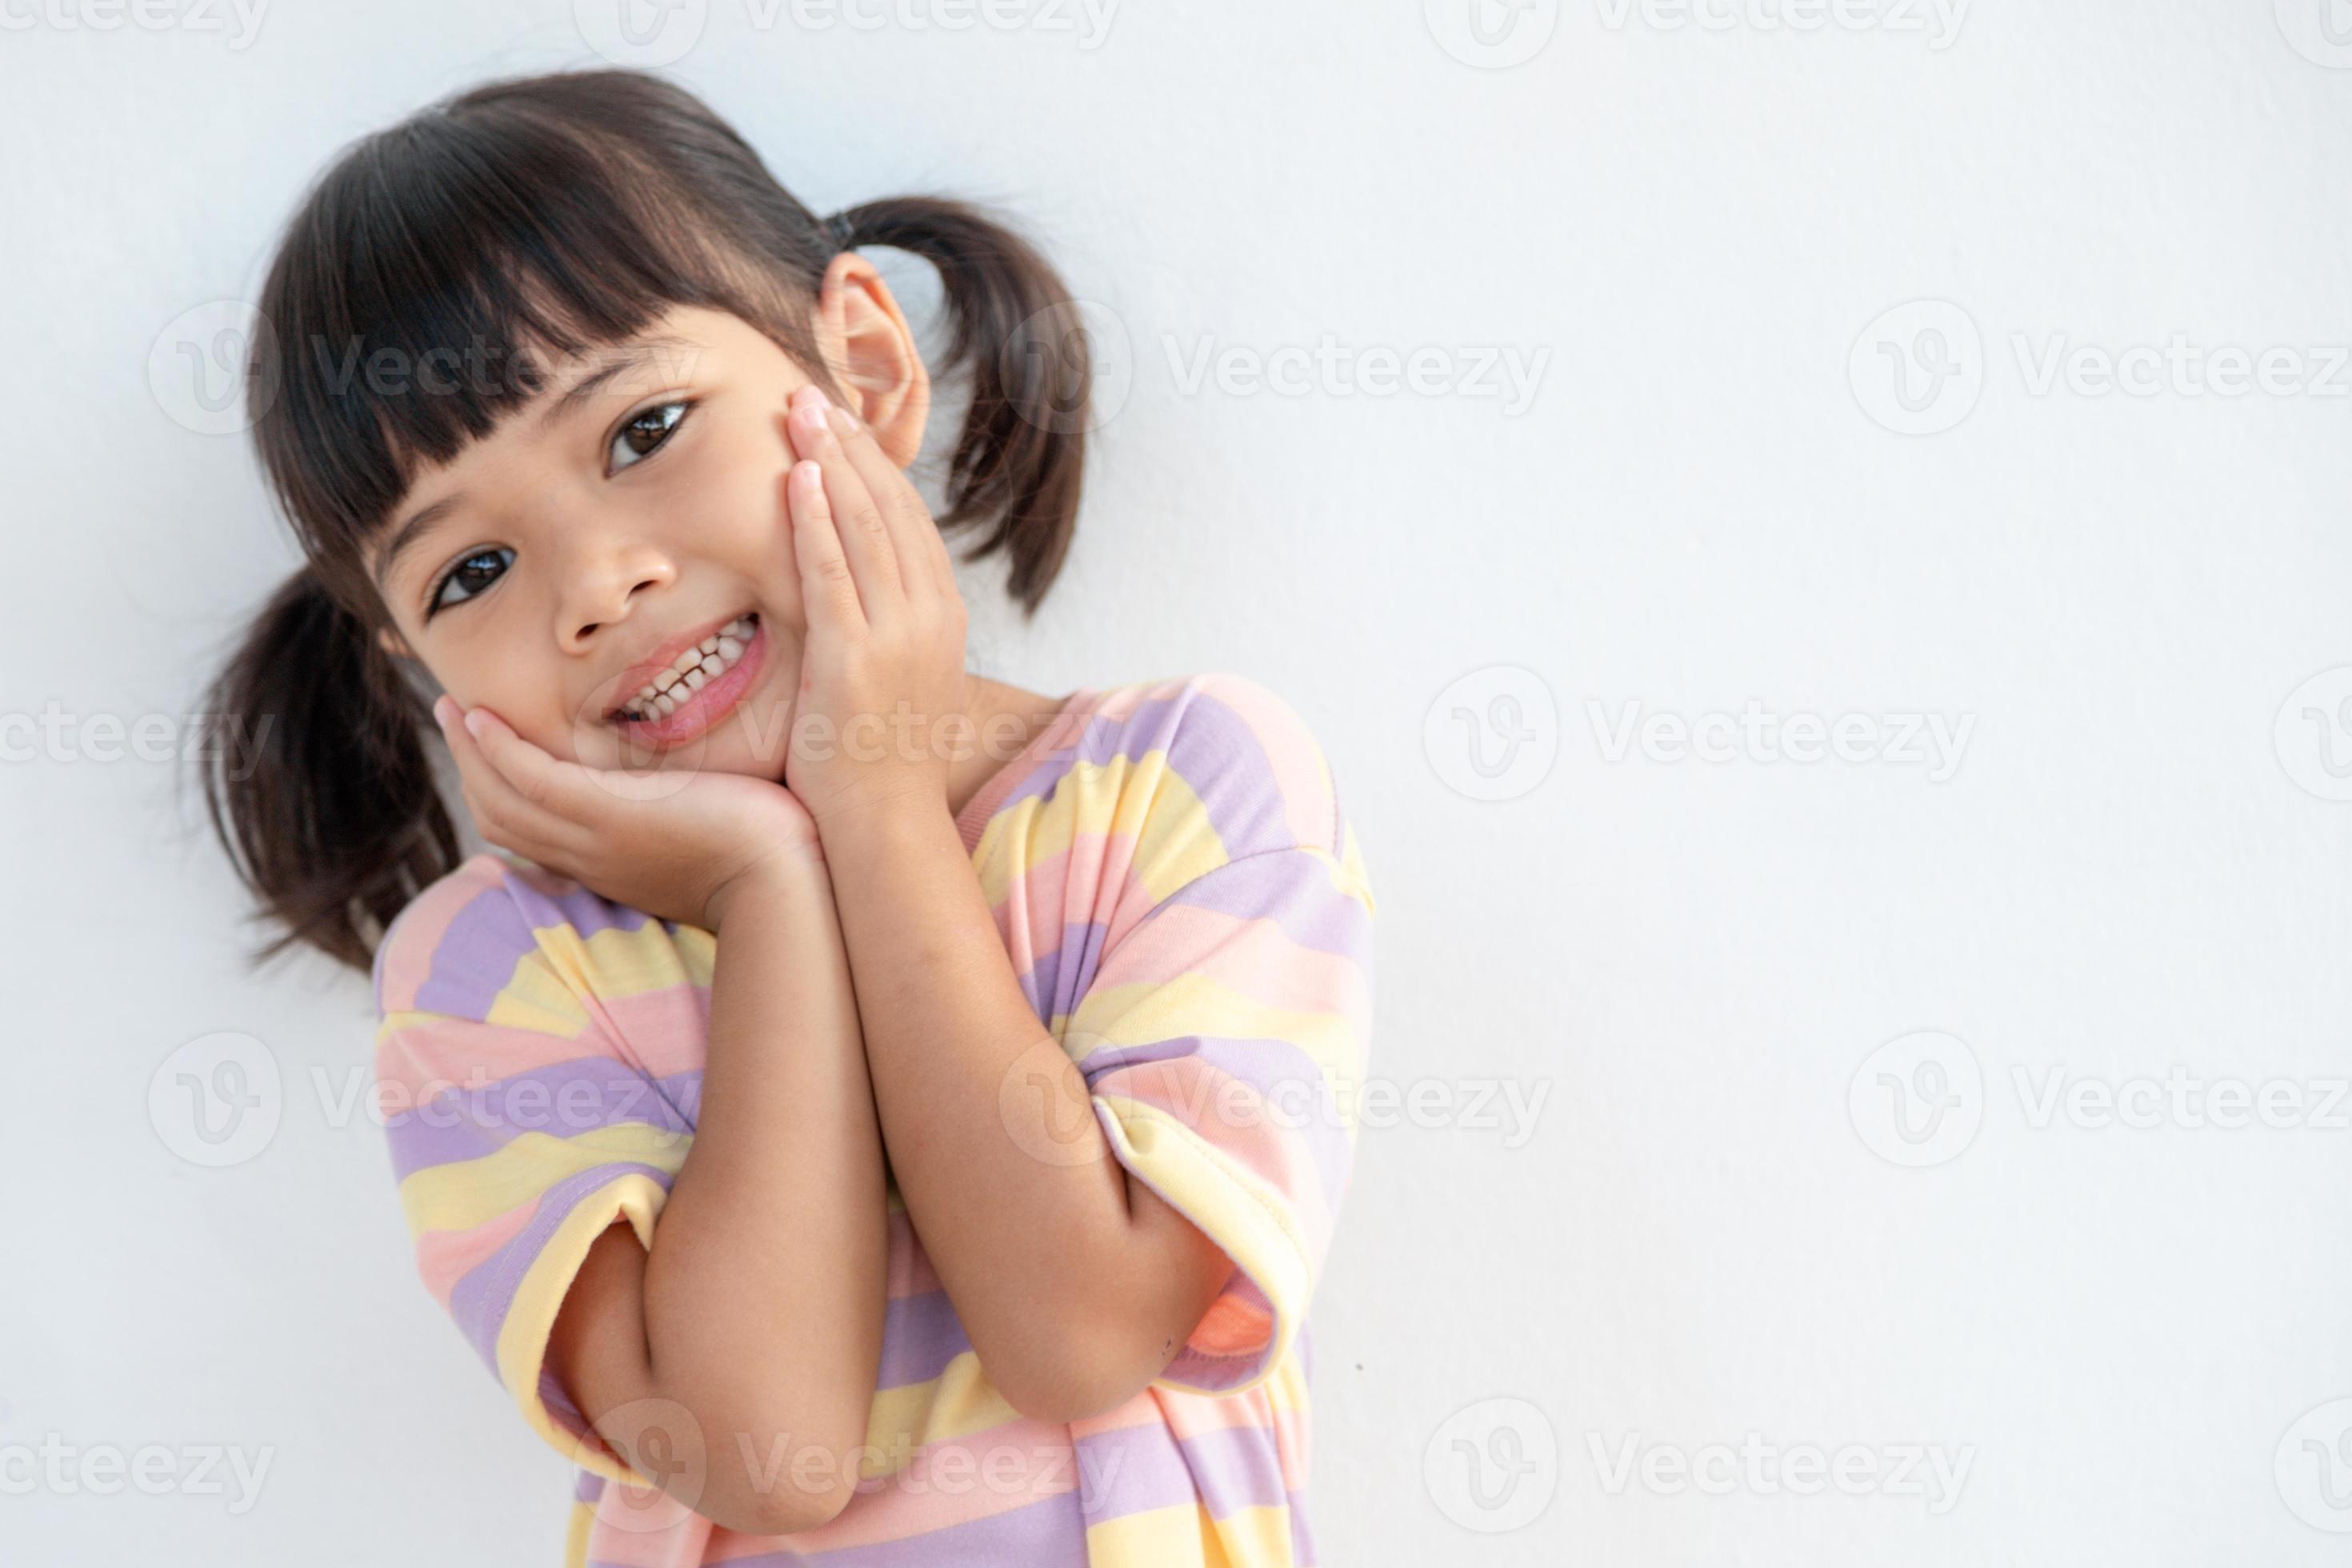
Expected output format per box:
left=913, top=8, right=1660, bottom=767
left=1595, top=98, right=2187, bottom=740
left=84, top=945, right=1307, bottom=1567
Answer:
left=1090, top=1098, right=1309, bottom=1399
left=562, top=1497, right=594, bottom=1568
left=1083, top=1500, right=1213, bottom=1565
left=494, top=1170, right=671, bottom=1492
left=396, top=1122, right=692, bottom=1239
left=1206, top=1502, right=1295, bottom=1565
left=1067, top=971, right=1365, bottom=1094
left=857, top=1353, right=1024, bottom=1476
left=970, top=751, right=1237, bottom=907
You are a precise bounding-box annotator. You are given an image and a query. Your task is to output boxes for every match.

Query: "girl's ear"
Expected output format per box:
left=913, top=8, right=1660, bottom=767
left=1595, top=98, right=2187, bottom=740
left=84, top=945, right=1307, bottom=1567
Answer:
left=811, top=251, right=932, bottom=468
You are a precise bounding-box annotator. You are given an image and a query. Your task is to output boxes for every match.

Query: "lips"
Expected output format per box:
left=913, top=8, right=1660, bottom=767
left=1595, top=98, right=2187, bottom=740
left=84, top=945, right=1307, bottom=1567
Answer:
left=607, top=613, right=770, bottom=749
left=602, top=610, right=758, bottom=722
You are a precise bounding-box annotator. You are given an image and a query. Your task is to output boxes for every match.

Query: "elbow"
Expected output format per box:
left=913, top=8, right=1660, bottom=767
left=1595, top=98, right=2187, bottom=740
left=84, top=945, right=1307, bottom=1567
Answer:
left=707, top=1477, right=854, bottom=1540
left=992, top=1333, right=1154, bottom=1427
left=696, top=1449, right=859, bottom=1538
left=660, top=1402, right=867, bottom=1538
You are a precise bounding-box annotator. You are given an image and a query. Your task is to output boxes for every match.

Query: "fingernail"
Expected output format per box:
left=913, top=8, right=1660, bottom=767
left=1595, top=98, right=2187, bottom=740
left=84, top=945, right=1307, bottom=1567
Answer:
left=431, top=695, right=451, bottom=727
left=464, top=710, right=489, bottom=741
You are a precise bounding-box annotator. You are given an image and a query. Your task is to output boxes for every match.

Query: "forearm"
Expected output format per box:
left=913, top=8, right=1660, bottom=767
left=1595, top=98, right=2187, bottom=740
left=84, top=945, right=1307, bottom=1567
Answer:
left=572, top=857, right=888, bottom=1530
left=819, top=802, right=1193, bottom=1414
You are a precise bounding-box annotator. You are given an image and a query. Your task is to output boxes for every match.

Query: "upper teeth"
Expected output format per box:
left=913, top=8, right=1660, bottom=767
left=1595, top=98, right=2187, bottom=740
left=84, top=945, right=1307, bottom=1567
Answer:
left=619, top=614, right=757, bottom=721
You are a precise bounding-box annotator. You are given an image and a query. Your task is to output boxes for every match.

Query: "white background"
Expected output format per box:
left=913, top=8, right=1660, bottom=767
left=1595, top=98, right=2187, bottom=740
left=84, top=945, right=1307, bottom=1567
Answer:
left=6, top=0, right=2352, bottom=1562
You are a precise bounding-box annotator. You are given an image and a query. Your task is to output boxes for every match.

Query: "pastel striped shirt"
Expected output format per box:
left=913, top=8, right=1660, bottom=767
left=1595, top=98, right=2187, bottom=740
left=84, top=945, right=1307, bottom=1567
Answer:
left=369, top=671, right=1378, bottom=1566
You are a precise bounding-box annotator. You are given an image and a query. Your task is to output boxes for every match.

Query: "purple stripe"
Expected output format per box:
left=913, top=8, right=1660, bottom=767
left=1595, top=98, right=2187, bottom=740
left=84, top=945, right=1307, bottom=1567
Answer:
left=1015, top=919, right=1119, bottom=1025
left=1072, top=1422, right=1195, bottom=1520
left=446, top=1160, right=677, bottom=1371
left=1288, top=1486, right=1315, bottom=1565
left=574, top=1468, right=605, bottom=1505
left=643, top=1489, right=1086, bottom=1567
left=989, top=688, right=1304, bottom=862
left=411, top=866, right=653, bottom=1019
left=1085, top=1035, right=1353, bottom=1218
left=1148, top=849, right=1373, bottom=963
left=874, top=1289, right=972, bottom=1391
left=387, top=1062, right=700, bottom=1180
left=1181, top=1423, right=1290, bottom=1520
left=1074, top=1422, right=1289, bottom=1524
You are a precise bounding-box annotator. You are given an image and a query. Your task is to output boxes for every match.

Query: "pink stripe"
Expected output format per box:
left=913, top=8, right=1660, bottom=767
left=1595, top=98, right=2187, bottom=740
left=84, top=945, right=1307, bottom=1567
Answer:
left=1095, top=902, right=1370, bottom=1015
left=998, top=837, right=1170, bottom=966
left=582, top=1509, right=709, bottom=1566
left=374, top=858, right=504, bottom=1013
left=374, top=1013, right=604, bottom=1102
left=597, top=984, right=714, bottom=1078
left=699, top=1415, right=1074, bottom=1555
left=1194, top=673, right=1336, bottom=852
left=415, top=1193, right=542, bottom=1309
left=1098, top=1056, right=1334, bottom=1241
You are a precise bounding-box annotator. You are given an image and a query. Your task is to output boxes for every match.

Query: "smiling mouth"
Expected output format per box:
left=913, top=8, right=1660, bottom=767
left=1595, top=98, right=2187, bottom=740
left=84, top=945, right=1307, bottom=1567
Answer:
left=608, top=611, right=761, bottom=726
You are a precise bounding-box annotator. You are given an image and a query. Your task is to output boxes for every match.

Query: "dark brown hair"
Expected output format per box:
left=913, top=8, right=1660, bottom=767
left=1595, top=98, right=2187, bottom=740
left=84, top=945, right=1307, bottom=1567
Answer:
left=195, top=66, right=1092, bottom=978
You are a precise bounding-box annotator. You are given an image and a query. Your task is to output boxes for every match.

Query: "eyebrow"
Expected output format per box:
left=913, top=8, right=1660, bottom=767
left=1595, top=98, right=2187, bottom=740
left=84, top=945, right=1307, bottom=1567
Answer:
left=370, top=334, right=700, bottom=590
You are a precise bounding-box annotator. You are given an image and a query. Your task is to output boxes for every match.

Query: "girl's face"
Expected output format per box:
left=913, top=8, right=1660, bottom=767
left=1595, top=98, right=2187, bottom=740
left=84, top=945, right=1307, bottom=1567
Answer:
left=367, top=283, right=930, bottom=779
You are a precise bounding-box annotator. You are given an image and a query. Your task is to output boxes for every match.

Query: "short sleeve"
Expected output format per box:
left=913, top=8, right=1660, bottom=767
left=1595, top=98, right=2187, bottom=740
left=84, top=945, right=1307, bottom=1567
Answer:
left=370, top=854, right=699, bottom=1488
left=1062, top=681, right=1377, bottom=1397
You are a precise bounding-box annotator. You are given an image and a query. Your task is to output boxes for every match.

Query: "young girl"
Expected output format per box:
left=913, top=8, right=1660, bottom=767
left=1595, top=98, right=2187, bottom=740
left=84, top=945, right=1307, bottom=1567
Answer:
left=199, top=67, right=1377, bottom=1567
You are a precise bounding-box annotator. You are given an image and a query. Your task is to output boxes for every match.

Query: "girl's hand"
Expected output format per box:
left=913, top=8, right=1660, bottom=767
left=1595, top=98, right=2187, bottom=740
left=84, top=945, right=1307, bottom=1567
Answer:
left=431, top=694, right=823, bottom=931
left=779, top=385, right=971, bottom=832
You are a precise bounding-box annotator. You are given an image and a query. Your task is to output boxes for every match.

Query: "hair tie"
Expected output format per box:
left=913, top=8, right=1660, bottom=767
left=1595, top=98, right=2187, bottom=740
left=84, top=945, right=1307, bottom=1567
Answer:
left=825, top=210, right=856, bottom=250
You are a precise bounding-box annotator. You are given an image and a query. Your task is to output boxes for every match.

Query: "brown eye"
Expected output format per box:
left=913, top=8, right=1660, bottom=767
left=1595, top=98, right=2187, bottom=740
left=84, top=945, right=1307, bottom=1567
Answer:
left=428, top=547, right=513, bottom=616
left=612, top=400, right=690, bottom=470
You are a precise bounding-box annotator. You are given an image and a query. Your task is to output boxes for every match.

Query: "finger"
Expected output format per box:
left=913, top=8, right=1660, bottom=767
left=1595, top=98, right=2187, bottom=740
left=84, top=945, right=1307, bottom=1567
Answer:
left=790, top=391, right=907, bottom=610
left=434, top=699, right=582, bottom=856
left=786, top=457, right=866, bottom=641
left=815, top=394, right=949, bottom=601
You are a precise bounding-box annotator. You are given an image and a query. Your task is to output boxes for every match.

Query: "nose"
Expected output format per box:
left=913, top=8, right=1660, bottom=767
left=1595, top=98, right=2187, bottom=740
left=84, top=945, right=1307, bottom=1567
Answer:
left=558, top=535, right=678, bottom=651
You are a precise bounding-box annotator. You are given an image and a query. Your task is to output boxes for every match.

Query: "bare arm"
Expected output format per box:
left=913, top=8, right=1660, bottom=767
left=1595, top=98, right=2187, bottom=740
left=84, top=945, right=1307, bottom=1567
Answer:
left=821, top=801, right=1234, bottom=1426
left=546, top=854, right=886, bottom=1536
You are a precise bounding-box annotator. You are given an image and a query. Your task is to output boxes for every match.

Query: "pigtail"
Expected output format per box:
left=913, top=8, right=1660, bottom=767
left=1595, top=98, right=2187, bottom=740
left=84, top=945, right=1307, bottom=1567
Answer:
left=194, top=569, right=459, bottom=976
left=829, top=197, right=1089, bottom=618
